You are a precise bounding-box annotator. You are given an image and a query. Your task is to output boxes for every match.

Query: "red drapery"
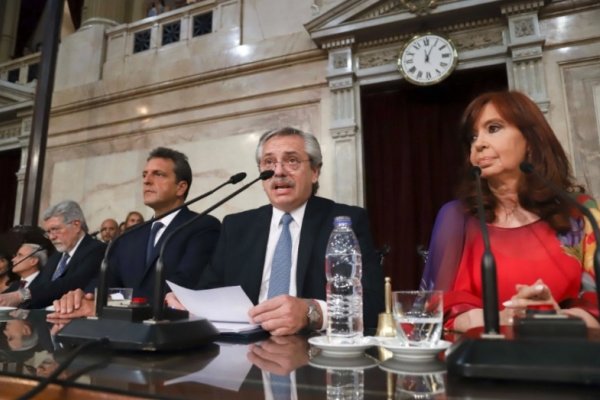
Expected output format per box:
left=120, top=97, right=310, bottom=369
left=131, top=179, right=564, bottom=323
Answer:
left=361, top=65, right=507, bottom=290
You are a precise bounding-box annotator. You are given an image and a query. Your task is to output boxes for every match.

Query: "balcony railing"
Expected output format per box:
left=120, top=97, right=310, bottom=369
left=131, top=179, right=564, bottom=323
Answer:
left=0, top=53, right=41, bottom=85
left=107, top=0, right=217, bottom=59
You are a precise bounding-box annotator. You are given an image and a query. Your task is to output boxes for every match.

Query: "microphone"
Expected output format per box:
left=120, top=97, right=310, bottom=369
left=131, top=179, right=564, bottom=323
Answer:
left=520, top=162, right=600, bottom=304
left=471, top=166, right=500, bottom=334
left=89, top=230, right=100, bottom=238
left=95, top=172, right=247, bottom=317
left=446, top=164, right=600, bottom=385
left=11, top=244, right=48, bottom=267
left=56, top=171, right=265, bottom=351
left=152, top=169, right=274, bottom=320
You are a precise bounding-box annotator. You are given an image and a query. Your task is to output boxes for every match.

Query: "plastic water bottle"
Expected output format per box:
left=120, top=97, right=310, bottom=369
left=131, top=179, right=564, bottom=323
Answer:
left=325, top=216, right=363, bottom=344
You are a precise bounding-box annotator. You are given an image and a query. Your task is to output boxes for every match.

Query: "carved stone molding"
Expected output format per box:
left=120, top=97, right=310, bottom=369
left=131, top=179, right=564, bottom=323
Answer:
left=354, top=0, right=405, bottom=21
left=0, top=125, right=20, bottom=140
left=329, top=76, right=354, bottom=90
left=501, top=0, right=545, bottom=16
left=450, top=26, right=504, bottom=52
left=358, top=49, right=401, bottom=69
left=357, top=18, right=503, bottom=50
left=511, top=45, right=543, bottom=61
left=322, top=36, right=355, bottom=50
left=399, top=0, right=439, bottom=16
left=331, top=126, right=358, bottom=138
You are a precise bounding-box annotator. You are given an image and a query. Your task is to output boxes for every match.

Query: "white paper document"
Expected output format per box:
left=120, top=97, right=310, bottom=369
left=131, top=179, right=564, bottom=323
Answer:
left=164, top=343, right=252, bottom=391
left=166, top=282, right=260, bottom=333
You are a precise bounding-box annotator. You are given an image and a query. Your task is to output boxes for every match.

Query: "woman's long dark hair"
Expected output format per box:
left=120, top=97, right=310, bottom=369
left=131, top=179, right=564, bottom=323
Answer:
left=0, top=254, right=18, bottom=291
left=456, top=91, right=583, bottom=232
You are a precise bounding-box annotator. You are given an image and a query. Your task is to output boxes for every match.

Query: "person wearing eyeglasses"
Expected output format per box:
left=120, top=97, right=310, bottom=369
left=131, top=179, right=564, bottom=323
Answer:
left=0, top=244, right=48, bottom=307
left=21, top=200, right=106, bottom=309
left=166, top=127, right=384, bottom=335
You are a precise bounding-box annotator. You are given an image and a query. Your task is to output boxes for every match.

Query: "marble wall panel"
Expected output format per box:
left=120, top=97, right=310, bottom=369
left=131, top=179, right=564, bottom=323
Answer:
left=242, top=0, right=315, bottom=43
left=42, top=92, right=332, bottom=231
left=560, top=59, right=600, bottom=198
left=48, top=58, right=328, bottom=146
left=541, top=8, right=600, bottom=47
left=54, top=25, right=106, bottom=90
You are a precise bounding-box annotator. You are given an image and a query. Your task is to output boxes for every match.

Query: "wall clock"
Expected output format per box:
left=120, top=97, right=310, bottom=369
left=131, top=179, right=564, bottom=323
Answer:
left=398, top=33, right=458, bottom=86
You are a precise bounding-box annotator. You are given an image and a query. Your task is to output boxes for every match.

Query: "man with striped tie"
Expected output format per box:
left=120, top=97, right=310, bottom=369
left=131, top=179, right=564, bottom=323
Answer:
left=166, top=127, right=384, bottom=336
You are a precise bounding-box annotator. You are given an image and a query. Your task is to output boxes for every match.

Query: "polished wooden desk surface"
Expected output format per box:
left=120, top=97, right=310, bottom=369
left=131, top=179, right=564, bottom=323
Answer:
left=0, top=310, right=598, bottom=399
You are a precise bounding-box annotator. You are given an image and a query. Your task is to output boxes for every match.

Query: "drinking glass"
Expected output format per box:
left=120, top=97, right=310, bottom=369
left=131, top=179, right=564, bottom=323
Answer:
left=392, top=290, right=443, bottom=347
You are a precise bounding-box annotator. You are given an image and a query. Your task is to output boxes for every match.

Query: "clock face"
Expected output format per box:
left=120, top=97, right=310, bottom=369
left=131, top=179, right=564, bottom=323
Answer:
left=398, top=34, right=458, bottom=86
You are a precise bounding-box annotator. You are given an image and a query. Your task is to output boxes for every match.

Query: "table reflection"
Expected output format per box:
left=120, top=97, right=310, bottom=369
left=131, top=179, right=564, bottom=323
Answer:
left=0, top=312, right=598, bottom=399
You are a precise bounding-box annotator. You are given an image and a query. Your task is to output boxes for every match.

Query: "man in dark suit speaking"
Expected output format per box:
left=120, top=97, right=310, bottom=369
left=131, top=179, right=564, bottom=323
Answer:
left=49, top=147, right=220, bottom=317
left=0, top=200, right=106, bottom=309
left=168, top=127, right=384, bottom=335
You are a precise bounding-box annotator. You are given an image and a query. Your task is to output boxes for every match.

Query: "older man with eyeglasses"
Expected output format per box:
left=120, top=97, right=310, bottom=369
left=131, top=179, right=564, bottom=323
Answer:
left=167, top=127, right=384, bottom=336
left=18, top=200, right=104, bottom=309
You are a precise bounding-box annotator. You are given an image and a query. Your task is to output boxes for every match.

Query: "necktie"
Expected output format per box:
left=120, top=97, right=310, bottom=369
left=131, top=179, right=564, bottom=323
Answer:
left=268, top=213, right=293, bottom=298
left=146, top=222, right=164, bottom=266
left=270, top=373, right=291, bottom=400
left=19, top=280, right=27, bottom=288
left=52, top=253, right=70, bottom=281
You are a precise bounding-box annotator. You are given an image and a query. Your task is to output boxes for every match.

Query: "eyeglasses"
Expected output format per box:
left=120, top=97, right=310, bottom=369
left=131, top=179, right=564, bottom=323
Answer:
left=259, top=157, right=310, bottom=171
left=44, top=221, right=74, bottom=236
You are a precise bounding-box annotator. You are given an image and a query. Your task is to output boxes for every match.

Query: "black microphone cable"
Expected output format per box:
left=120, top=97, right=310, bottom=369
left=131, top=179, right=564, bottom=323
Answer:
left=16, top=337, right=109, bottom=400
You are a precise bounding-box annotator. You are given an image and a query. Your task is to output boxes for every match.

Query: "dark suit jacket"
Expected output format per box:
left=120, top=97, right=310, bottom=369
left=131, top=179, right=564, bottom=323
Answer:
left=199, top=196, right=384, bottom=328
left=108, top=206, right=220, bottom=300
left=26, top=234, right=106, bottom=309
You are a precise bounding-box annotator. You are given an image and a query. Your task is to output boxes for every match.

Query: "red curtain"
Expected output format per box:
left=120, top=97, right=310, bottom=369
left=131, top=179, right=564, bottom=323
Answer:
left=0, top=149, right=21, bottom=233
left=361, top=65, right=507, bottom=290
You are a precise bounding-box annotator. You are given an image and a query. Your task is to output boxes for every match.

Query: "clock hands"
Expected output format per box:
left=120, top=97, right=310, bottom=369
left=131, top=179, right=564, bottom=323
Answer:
left=424, top=38, right=439, bottom=64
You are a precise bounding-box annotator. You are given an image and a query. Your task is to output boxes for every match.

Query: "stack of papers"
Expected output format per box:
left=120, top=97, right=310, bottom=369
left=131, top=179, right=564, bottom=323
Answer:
left=166, top=282, right=260, bottom=333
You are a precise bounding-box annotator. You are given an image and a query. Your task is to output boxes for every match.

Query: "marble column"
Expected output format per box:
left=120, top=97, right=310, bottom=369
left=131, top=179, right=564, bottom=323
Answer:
left=13, top=116, right=32, bottom=226
left=325, top=38, right=364, bottom=207
left=0, top=0, right=21, bottom=62
left=502, top=1, right=549, bottom=112
left=81, top=0, right=127, bottom=28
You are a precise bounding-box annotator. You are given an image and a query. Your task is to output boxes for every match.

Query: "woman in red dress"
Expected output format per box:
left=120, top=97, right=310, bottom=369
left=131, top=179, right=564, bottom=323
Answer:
left=421, top=91, right=599, bottom=332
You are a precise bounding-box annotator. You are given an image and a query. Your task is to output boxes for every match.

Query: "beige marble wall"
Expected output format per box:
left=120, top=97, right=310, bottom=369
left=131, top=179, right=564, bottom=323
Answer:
left=38, top=0, right=600, bottom=231
left=45, top=0, right=330, bottom=230
left=541, top=6, right=600, bottom=198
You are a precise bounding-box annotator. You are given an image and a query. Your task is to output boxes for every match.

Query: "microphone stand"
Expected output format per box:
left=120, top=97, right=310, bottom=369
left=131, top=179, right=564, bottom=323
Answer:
left=152, top=170, right=274, bottom=321
left=520, top=162, right=600, bottom=303
left=472, top=167, right=500, bottom=335
left=57, top=172, right=248, bottom=351
left=95, top=172, right=246, bottom=317
left=446, top=164, right=600, bottom=386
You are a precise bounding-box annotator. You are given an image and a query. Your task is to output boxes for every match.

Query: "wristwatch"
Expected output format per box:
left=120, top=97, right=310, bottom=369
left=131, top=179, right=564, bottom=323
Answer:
left=305, top=299, right=322, bottom=331
left=18, top=287, right=32, bottom=302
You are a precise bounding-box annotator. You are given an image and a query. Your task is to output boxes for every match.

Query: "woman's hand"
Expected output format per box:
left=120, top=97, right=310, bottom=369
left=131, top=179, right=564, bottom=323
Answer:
left=501, top=279, right=559, bottom=324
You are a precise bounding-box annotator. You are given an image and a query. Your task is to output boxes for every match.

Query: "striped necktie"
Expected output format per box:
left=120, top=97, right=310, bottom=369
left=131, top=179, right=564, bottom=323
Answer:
left=268, top=213, right=293, bottom=298
left=52, top=253, right=70, bottom=281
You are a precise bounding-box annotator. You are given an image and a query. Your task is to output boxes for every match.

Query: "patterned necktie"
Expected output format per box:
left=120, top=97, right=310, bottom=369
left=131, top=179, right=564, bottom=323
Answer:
left=52, top=253, right=70, bottom=281
left=268, top=213, right=293, bottom=298
left=146, top=221, right=164, bottom=265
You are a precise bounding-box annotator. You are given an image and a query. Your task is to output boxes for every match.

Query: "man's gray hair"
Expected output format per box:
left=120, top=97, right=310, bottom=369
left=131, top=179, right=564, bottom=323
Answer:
left=42, top=200, right=88, bottom=233
left=255, top=127, right=323, bottom=194
left=21, top=243, right=47, bottom=268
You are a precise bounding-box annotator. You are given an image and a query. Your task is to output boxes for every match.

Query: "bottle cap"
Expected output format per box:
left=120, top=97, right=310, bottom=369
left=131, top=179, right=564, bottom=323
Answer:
left=333, top=216, right=352, bottom=226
